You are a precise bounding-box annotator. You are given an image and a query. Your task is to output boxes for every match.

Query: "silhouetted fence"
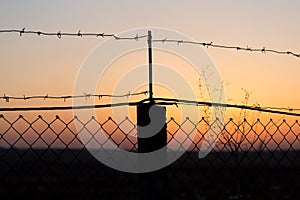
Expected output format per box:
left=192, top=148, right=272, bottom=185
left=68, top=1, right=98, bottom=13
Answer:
left=1, top=114, right=300, bottom=199
left=1, top=114, right=300, bottom=152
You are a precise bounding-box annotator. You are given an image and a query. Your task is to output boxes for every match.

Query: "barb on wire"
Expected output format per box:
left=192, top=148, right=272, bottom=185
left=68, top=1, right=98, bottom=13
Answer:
left=152, top=38, right=300, bottom=59
left=0, top=28, right=148, bottom=40
left=1, top=91, right=148, bottom=102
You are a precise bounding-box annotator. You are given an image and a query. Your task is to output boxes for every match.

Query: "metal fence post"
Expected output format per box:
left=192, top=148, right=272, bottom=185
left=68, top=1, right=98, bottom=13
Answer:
left=137, top=103, right=167, bottom=200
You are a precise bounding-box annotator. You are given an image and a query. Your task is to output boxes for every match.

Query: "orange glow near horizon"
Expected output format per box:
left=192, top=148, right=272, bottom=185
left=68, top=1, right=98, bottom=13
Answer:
left=1, top=111, right=299, bottom=151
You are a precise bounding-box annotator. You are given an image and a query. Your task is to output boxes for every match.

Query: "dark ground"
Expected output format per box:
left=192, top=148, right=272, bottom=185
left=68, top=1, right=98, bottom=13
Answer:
left=1, top=149, right=300, bottom=200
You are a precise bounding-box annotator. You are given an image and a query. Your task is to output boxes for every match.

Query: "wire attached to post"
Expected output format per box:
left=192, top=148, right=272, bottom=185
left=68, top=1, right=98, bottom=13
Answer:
left=148, top=30, right=154, bottom=103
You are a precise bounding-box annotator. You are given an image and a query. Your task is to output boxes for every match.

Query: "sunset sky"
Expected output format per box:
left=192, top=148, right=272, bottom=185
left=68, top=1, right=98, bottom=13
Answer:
left=2, top=4, right=300, bottom=196
left=0, top=0, right=300, bottom=120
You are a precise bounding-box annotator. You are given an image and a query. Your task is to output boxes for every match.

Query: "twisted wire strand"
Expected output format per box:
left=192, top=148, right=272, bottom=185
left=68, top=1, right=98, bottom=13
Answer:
left=1, top=91, right=148, bottom=102
left=152, top=38, right=300, bottom=58
left=0, top=28, right=148, bottom=40
left=0, top=28, right=299, bottom=58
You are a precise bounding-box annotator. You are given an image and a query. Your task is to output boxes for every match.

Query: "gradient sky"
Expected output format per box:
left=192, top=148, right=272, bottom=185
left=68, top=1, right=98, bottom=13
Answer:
left=1, top=0, right=300, bottom=116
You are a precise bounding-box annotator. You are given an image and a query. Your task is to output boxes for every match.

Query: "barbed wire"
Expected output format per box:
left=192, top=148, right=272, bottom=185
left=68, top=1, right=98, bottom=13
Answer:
left=0, top=28, right=148, bottom=40
left=152, top=38, right=300, bottom=59
left=0, top=29, right=299, bottom=114
left=0, top=28, right=299, bottom=59
left=1, top=97, right=300, bottom=116
left=0, top=91, right=148, bottom=102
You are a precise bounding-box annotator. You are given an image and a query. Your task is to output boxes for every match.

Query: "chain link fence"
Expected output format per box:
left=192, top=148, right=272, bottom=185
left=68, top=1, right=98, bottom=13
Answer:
left=1, top=113, right=300, bottom=199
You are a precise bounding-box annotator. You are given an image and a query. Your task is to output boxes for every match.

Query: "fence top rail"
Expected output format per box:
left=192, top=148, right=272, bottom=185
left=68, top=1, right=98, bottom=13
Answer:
left=1, top=97, right=300, bottom=117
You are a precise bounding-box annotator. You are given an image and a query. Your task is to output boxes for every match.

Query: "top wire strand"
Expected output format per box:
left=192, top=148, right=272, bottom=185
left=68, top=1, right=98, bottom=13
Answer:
left=0, top=28, right=299, bottom=58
